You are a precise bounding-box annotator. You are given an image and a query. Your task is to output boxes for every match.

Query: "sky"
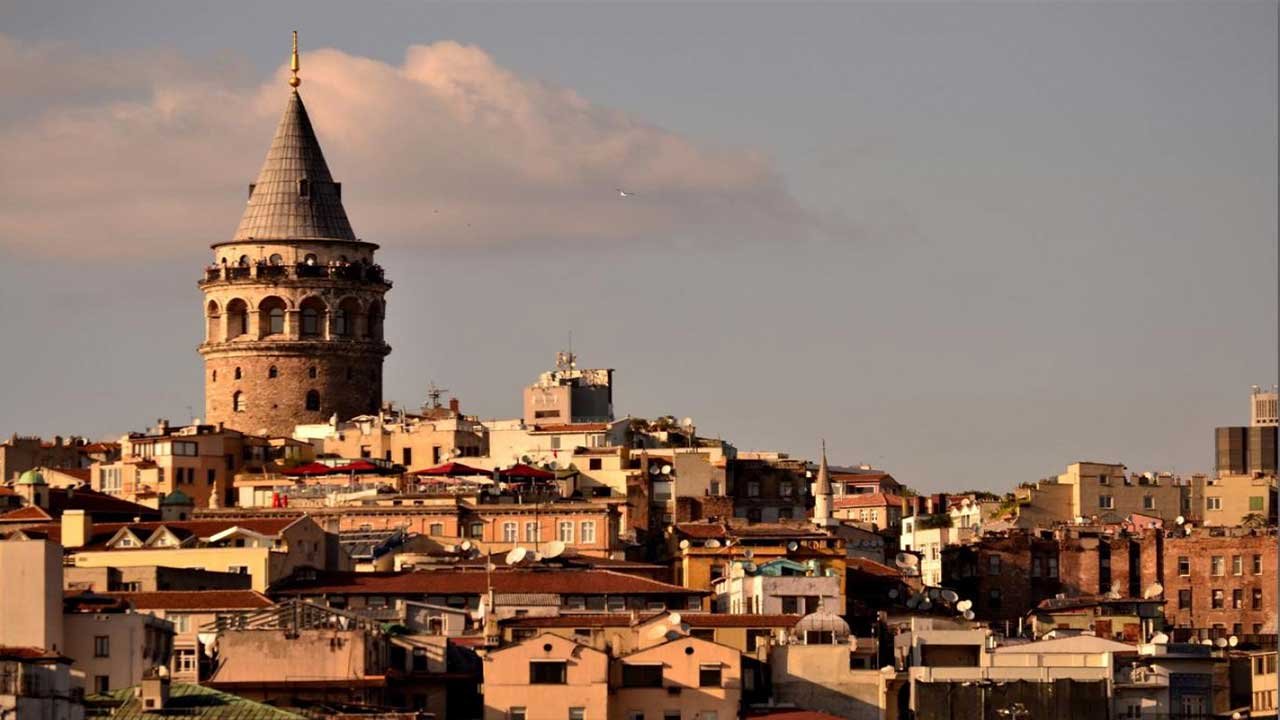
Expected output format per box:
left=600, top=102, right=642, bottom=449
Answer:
left=0, top=1, right=1275, bottom=492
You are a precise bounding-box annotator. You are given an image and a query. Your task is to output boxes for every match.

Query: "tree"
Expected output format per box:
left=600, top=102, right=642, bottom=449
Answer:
left=1240, top=513, right=1270, bottom=529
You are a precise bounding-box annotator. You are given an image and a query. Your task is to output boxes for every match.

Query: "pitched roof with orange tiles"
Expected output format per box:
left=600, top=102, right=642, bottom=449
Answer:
left=5, top=516, right=305, bottom=549
left=0, top=646, right=70, bottom=662
left=499, top=613, right=801, bottom=629
left=833, top=492, right=904, bottom=509
left=106, top=590, right=274, bottom=611
left=846, top=557, right=904, bottom=579
left=0, top=506, right=54, bottom=522
left=272, top=568, right=704, bottom=597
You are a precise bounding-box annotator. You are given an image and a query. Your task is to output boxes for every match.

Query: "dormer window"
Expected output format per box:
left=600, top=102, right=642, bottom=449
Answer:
left=298, top=179, right=311, bottom=198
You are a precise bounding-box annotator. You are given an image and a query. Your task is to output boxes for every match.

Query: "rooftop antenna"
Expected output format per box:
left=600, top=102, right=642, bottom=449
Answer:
left=425, top=382, right=448, bottom=411
left=288, top=31, right=301, bottom=89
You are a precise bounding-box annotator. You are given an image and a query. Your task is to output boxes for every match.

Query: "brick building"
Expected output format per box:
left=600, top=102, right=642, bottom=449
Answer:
left=940, top=530, right=1062, bottom=625
left=1159, top=527, right=1276, bottom=638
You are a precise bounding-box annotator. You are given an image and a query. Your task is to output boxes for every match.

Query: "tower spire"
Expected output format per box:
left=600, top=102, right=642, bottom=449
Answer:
left=289, top=31, right=301, bottom=88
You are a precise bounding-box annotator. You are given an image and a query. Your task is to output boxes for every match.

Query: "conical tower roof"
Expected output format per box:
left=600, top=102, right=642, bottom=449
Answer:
left=814, top=442, right=832, bottom=496
left=232, top=90, right=356, bottom=242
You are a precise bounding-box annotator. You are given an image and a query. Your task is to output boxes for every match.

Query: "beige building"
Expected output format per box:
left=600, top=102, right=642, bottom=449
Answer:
left=294, top=403, right=486, bottom=470
left=0, top=648, right=83, bottom=720
left=1252, top=385, right=1278, bottom=426
left=522, top=352, right=615, bottom=427
left=483, top=632, right=609, bottom=720
left=1198, top=472, right=1277, bottom=526
left=1014, top=462, right=1190, bottom=526
left=612, top=634, right=741, bottom=720
left=0, top=435, right=91, bottom=484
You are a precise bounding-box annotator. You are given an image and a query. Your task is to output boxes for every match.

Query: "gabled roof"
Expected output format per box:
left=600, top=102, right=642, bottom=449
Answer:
left=0, top=646, right=69, bottom=662
left=0, top=506, right=53, bottom=523
left=86, top=682, right=305, bottom=719
left=993, top=634, right=1137, bottom=654
left=7, top=516, right=304, bottom=550
left=231, top=90, right=356, bottom=243
left=845, top=557, right=903, bottom=579
left=833, top=492, right=904, bottom=509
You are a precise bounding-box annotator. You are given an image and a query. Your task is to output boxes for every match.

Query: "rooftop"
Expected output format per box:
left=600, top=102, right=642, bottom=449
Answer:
left=272, top=568, right=704, bottom=597
left=87, top=683, right=305, bottom=720
left=105, top=590, right=274, bottom=612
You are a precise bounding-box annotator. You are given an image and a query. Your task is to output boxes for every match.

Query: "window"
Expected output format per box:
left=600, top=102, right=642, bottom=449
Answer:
left=510, top=709, right=527, bottom=720
left=1211, top=556, right=1224, bottom=576
left=1178, top=589, right=1192, bottom=609
left=664, top=713, right=681, bottom=720
left=747, top=481, right=760, bottom=497
left=1250, top=496, right=1265, bottom=511
left=988, top=556, right=1001, bottom=575
left=308, top=366, right=318, bottom=379
left=301, top=304, right=322, bottom=337
left=558, top=521, right=574, bottom=543
left=1211, top=589, right=1224, bottom=609
left=781, top=596, right=799, bottom=614
left=589, top=458, right=602, bottom=471
left=1233, top=589, right=1243, bottom=609
left=1177, top=556, right=1190, bottom=576
left=94, top=675, right=110, bottom=694
left=503, top=522, right=517, bottom=542
left=268, top=365, right=278, bottom=379
left=622, top=664, right=663, bottom=687
left=780, top=480, right=793, bottom=497
left=627, top=713, right=645, bottom=720
left=1233, top=555, right=1244, bottom=575
left=1098, top=474, right=1110, bottom=485
left=1253, top=554, right=1262, bottom=575
left=428, top=522, right=444, bottom=535
left=699, top=664, right=722, bottom=687
left=988, top=589, right=1002, bottom=609
left=1253, top=588, right=1263, bottom=610
left=305, top=390, right=320, bottom=411
left=171, top=615, right=190, bottom=633
left=1207, top=497, right=1222, bottom=511
left=469, top=522, right=485, bottom=538
left=268, top=306, right=284, bottom=334
left=234, top=367, right=242, bottom=380
left=232, top=391, right=245, bottom=412
left=580, top=521, right=596, bottom=544
left=94, top=636, right=110, bottom=657
left=401, top=447, right=412, bottom=466
left=1047, top=557, right=1058, bottom=578
left=569, top=710, right=585, bottom=720
left=550, top=436, right=561, bottom=450
left=1098, top=495, right=1114, bottom=509
left=334, top=308, right=348, bottom=336
left=529, top=660, right=567, bottom=684
left=524, top=522, right=539, bottom=543
left=1031, top=557, right=1042, bottom=577
left=1142, top=495, right=1154, bottom=510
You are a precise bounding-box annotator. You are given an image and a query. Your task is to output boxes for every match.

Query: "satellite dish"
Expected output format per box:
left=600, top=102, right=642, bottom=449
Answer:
left=1175, top=515, right=1185, bottom=526
left=906, top=596, right=920, bottom=609
left=505, top=547, right=527, bottom=566
left=928, top=588, right=941, bottom=600
left=156, top=665, right=169, bottom=678
left=743, top=549, right=755, bottom=560
left=1215, top=637, right=1229, bottom=648
left=661, top=465, right=672, bottom=475
left=1201, top=639, right=1214, bottom=646
left=1143, top=583, right=1164, bottom=599
left=956, top=599, right=972, bottom=612
left=1229, top=636, right=1239, bottom=647
left=888, top=589, right=899, bottom=599
left=529, top=551, right=542, bottom=562
left=786, top=541, right=800, bottom=552
left=919, top=598, right=933, bottom=611
left=648, top=465, right=660, bottom=475
left=668, top=613, right=682, bottom=626
left=941, top=590, right=959, bottom=604
left=880, top=665, right=897, bottom=676
left=705, top=539, right=722, bottom=548
left=1183, top=523, right=1194, bottom=535
left=459, top=540, right=473, bottom=552
left=544, top=540, right=566, bottom=559
left=743, top=562, right=758, bottom=573
left=962, top=610, right=976, bottom=621
left=894, top=553, right=919, bottom=569
left=679, top=539, right=691, bottom=550
left=682, top=417, right=694, bottom=429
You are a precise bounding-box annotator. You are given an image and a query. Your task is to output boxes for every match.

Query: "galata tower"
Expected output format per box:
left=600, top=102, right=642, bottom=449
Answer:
left=199, top=33, right=391, bottom=437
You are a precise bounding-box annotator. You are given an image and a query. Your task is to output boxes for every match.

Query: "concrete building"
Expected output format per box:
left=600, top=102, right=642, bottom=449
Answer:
left=613, top=634, right=742, bottom=720
left=713, top=558, right=840, bottom=616
left=0, top=435, right=92, bottom=484
left=294, top=403, right=486, bottom=469
left=523, top=352, right=615, bottom=427
left=62, top=595, right=173, bottom=696
left=1198, top=471, right=1277, bottom=526
left=897, top=498, right=998, bottom=587
left=1113, top=641, right=1231, bottom=719
left=1252, top=385, right=1278, bottom=427
left=199, top=46, right=391, bottom=437
left=483, top=632, right=609, bottom=720
left=0, top=647, right=83, bottom=720
left=1215, top=426, right=1278, bottom=476
left=1014, top=463, right=1189, bottom=526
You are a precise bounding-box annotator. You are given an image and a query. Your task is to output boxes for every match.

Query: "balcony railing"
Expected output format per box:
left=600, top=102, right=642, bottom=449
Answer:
left=203, top=263, right=391, bottom=287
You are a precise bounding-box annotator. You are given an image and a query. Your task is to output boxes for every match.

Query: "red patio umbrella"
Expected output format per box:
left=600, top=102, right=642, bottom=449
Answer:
left=330, top=460, right=382, bottom=475
left=499, top=463, right=555, bottom=481
left=282, top=462, right=339, bottom=477
left=412, top=461, right=489, bottom=477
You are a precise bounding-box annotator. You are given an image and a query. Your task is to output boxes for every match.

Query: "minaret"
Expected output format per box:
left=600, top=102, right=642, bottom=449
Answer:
left=198, top=33, right=392, bottom=437
left=812, top=441, right=834, bottom=527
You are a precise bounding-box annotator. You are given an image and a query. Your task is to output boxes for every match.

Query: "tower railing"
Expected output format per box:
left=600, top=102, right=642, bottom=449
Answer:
left=202, top=262, right=391, bottom=288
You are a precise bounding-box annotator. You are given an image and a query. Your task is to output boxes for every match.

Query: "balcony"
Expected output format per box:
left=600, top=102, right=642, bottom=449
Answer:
left=202, top=263, right=391, bottom=288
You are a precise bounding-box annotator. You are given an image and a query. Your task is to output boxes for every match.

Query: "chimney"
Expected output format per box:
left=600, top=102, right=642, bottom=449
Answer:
left=156, top=419, right=170, bottom=435
left=139, top=669, right=171, bottom=711
left=62, top=510, right=92, bottom=549
left=54, top=435, right=64, bottom=447
left=449, top=397, right=460, bottom=414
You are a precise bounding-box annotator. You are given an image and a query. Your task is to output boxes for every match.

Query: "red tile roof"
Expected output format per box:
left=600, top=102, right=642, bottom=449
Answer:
left=0, top=506, right=53, bottom=522
left=846, top=557, right=903, bottom=579
left=273, top=569, right=704, bottom=597
left=0, top=646, right=68, bottom=662
left=106, top=590, right=274, bottom=611
left=833, top=492, right=904, bottom=509
left=49, top=468, right=92, bottom=482
left=679, top=613, right=801, bottom=628
left=7, top=516, right=303, bottom=549
left=500, top=613, right=800, bottom=629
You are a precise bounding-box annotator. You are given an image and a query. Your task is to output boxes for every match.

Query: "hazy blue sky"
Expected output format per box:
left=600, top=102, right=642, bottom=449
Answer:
left=0, top=1, right=1274, bottom=491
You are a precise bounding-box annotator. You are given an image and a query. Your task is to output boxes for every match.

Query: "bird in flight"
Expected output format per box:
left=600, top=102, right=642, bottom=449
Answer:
left=617, top=188, right=635, bottom=198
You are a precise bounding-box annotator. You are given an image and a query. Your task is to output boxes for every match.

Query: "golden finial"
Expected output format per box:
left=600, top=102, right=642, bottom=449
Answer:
left=289, top=31, right=301, bottom=88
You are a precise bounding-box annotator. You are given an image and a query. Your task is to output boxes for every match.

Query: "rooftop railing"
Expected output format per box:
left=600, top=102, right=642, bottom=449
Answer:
left=203, top=263, right=390, bottom=287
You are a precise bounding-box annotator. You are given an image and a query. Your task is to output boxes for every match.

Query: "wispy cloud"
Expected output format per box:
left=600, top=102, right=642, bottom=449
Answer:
left=0, top=35, right=817, bottom=258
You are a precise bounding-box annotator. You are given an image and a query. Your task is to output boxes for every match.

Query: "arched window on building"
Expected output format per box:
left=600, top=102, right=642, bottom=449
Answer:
left=268, top=253, right=284, bottom=266
left=211, top=370, right=217, bottom=383
left=303, top=253, right=318, bottom=266
left=268, top=366, right=278, bottom=379
left=225, top=299, right=248, bottom=339
left=334, top=308, right=348, bottom=337
left=205, top=300, right=221, bottom=342
left=336, top=297, right=361, bottom=338
left=367, top=301, right=384, bottom=341
left=259, top=296, right=287, bottom=337
left=305, top=390, right=321, bottom=411
left=232, top=391, right=245, bottom=412
left=234, top=367, right=242, bottom=380
left=237, top=255, right=250, bottom=267
left=300, top=297, right=327, bottom=338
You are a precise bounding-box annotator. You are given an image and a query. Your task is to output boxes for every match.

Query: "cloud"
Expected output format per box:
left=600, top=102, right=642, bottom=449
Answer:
left=0, top=35, right=816, bottom=258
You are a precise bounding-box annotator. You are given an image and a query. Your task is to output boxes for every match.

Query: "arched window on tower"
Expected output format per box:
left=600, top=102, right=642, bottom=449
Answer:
left=211, top=370, right=217, bottom=383
left=300, top=297, right=327, bottom=338
left=205, top=300, right=221, bottom=342
left=234, top=367, right=242, bottom=380
left=232, top=391, right=245, bottom=412
left=308, top=366, right=317, bottom=379
left=225, top=299, right=248, bottom=339
left=258, top=296, right=287, bottom=337
left=305, top=390, right=321, bottom=412
left=367, top=301, right=384, bottom=342
left=268, top=253, right=284, bottom=266
left=336, top=297, right=361, bottom=338
left=334, top=307, right=348, bottom=337
left=268, top=366, right=278, bottom=379
left=304, top=253, right=318, bottom=266
left=237, top=255, right=250, bottom=267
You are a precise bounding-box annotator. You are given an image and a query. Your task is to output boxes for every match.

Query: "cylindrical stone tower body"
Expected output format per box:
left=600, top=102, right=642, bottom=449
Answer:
left=198, top=89, right=391, bottom=437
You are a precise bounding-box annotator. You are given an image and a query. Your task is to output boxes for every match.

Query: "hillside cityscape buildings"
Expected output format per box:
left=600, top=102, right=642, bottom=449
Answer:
left=2, top=35, right=1277, bottom=720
